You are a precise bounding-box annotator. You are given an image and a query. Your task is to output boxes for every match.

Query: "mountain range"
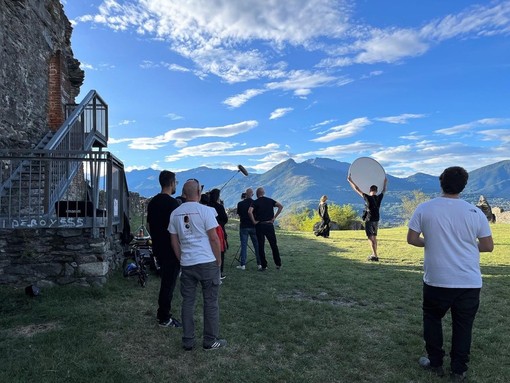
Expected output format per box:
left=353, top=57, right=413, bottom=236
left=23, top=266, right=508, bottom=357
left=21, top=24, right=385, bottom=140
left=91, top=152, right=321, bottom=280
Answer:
left=126, top=158, right=510, bottom=225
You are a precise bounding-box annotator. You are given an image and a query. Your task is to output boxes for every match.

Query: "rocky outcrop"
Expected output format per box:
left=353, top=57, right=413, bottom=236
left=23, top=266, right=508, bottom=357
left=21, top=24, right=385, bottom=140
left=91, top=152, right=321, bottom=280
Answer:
left=0, top=0, right=84, bottom=149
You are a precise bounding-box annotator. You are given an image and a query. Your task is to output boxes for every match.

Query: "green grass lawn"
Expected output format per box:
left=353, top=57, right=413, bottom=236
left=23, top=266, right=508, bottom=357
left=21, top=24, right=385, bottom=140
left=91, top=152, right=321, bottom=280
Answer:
left=1, top=224, right=509, bottom=383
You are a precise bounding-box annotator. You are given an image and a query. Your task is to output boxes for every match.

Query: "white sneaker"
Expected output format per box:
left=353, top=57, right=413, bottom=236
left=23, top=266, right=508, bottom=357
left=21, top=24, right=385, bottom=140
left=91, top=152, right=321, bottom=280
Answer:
left=236, top=265, right=246, bottom=270
left=257, top=264, right=262, bottom=270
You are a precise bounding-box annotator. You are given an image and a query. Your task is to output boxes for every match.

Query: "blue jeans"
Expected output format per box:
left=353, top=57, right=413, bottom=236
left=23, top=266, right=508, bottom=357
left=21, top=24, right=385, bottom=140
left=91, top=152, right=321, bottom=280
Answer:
left=180, top=261, right=221, bottom=348
left=423, top=283, right=480, bottom=375
left=239, top=227, right=260, bottom=266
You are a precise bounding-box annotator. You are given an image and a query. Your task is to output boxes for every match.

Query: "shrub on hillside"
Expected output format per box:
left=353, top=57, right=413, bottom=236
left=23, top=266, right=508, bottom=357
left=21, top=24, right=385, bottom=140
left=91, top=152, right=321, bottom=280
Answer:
left=279, top=203, right=359, bottom=231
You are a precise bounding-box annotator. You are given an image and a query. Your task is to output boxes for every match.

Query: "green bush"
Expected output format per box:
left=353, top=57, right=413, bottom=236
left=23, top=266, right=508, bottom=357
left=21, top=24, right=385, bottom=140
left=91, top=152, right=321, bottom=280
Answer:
left=279, top=203, right=359, bottom=231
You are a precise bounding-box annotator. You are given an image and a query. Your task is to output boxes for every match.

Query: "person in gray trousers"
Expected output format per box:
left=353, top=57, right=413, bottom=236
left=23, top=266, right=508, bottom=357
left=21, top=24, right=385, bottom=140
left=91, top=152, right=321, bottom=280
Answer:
left=169, top=178, right=227, bottom=351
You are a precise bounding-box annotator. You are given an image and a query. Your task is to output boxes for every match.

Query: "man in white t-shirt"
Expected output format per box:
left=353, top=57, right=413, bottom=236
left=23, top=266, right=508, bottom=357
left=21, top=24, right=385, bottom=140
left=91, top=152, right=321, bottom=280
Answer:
left=407, top=166, right=493, bottom=382
left=169, top=178, right=227, bottom=351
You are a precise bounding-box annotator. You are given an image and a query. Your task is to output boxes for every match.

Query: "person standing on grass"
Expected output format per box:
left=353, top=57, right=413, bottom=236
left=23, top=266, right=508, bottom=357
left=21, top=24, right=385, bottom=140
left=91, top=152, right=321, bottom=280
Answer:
left=169, top=179, right=226, bottom=351
left=248, top=187, right=283, bottom=271
left=236, top=188, right=260, bottom=270
left=316, top=195, right=330, bottom=238
left=347, top=174, right=387, bottom=261
left=407, top=166, right=493, bottom=382
left=147, top=170, right=182, bottom=328
left=208, top=188, right=228, bottom=280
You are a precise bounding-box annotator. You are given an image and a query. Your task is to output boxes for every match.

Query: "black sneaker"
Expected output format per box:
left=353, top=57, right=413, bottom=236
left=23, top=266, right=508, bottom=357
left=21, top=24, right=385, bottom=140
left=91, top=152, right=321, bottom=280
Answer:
left=183, top=344, right=194, bottom=351
left=258, top=267, right=267, bottom=272
left=220, top=274, right=226, bottom=280
left=367, top=255, right=379, bottom=262
left=418, top=356, right=445, bottom=377
left=159, top=318, right=182, bottom=328
left=203, top=339, right=227, bottom=351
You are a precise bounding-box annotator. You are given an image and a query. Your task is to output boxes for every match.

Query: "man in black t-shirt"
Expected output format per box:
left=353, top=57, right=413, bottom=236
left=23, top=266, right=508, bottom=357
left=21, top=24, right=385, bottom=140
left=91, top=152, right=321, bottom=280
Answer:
left=147, top=170, right=182, bottom=327
left=236, top=188, right=260, bottom=269
left=347, top=174, right=387, bottom=261
left=248, top=187, right=283, bottom=271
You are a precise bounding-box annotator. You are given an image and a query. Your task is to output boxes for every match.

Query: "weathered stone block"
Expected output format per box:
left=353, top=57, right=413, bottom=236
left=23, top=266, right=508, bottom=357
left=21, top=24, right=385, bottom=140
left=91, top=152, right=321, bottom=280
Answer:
left=78, top=262, right=108, bottom=277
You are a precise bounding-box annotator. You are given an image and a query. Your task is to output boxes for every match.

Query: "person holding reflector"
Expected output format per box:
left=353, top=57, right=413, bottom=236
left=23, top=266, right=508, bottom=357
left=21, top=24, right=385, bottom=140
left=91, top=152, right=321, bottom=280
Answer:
left=347, top=157, right=387, bottom=261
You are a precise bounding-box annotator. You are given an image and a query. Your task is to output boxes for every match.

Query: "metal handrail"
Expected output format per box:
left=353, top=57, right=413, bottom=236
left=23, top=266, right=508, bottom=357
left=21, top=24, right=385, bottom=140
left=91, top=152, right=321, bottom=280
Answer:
left=0, top=150, right=128, bottom=237
left=0, top=90, right=128, bottom=238
left=45, top=90, right=108, bottom=151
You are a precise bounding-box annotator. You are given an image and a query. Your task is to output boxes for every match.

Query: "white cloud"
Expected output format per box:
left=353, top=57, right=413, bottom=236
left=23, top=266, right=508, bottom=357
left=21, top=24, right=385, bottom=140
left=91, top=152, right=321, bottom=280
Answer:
left=266, top=70, right=339, bottom=95
left=165, top=63, right=190, bottom=72
left=311, top=119, right=336, bottom=130
left=80, top=62, right=96, bottom=70
left=110, top=120, right=258, bottom=150
left=420, top=2, right=510, bottom=41
left=269, top=107, right=293, bottom=120
left=294, top=141, right=381, bottom=162
left=375, top=113, right=426, bottom=124
left=435, top=118, right=510, bottom=135
left=165, top=113, right=184, bottom=120
left=164, top=142, right=280, bottom=162
left=140, top=60, right=158, bottom=69
left=479, top=129, right=510, bottom=142
left=400, top=132, right=426, bottom=141
left=118, top=119, right=136, bottom=126
left=76, top=0, right=510, bottom=87
left=311, top=117, right=371, bottom=142
left=223, top=89, right=266, bottom=108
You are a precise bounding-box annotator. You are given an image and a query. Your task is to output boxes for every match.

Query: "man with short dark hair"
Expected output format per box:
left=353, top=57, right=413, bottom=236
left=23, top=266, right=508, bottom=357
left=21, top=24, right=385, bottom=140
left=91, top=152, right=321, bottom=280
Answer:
left=147, top=170, right=181, bottom=328
left=170, top=179, right=226, bottom=351
left=407, top=166, right=493, bottom=382
left=347, top=174, right=387, bottom=261
left=248, top=187, right=283, bottom=271
left=236, top=188, right=260, bottom=270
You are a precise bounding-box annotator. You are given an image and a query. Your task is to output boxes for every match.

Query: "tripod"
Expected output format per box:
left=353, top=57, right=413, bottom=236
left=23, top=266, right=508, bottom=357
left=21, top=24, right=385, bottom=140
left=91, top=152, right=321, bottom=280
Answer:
left=231, top=242, right=257, bottom=267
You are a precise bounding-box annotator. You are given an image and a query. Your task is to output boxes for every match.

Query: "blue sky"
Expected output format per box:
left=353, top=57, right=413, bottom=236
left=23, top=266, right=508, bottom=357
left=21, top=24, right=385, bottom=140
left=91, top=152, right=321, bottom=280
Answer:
left=62, top=0, right=510, bottom=177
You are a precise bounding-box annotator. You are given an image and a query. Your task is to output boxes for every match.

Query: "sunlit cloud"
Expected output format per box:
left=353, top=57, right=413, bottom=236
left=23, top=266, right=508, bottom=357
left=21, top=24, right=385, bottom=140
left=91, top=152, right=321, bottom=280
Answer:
left=435, top=118, right=510, bottom=135
left=80, top=62, right=96, bottom=70
left=375, top=113, right=426, bottom=124
left=118, top=119, right=136, bottom=126
left=140, top=60, right=158, bottom=69
left=164, top=142, right=280, bottom=162
left=293, top=141, right=381, bottom=162
left=165, top=113, right=184, bottom=120
left=269, top=107, right=293, bottom=120
left=223, top=88, right=266, bottom=108
left=163, top=63, right=190, bottom=72
left=110, top=120, right=258, bottom=150
left=311, top=117, right=371, bottom=142
left=400, top=132, right=426, bottom=141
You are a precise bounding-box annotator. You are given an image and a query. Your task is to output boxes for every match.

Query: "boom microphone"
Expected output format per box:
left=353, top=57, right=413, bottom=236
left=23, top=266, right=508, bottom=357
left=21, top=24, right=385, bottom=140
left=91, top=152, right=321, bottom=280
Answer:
left=219, top=164, right=249, bottom=191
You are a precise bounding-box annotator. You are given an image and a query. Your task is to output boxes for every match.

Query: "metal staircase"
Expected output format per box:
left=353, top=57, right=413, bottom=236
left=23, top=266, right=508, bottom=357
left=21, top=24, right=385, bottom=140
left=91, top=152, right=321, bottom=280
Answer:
left=0, top=90, right=128, bottom=237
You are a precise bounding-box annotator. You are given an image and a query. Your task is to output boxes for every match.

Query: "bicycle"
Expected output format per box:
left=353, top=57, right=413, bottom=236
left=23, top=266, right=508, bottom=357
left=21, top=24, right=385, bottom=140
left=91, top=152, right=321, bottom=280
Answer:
left=122, top=232, right=159, bottom=287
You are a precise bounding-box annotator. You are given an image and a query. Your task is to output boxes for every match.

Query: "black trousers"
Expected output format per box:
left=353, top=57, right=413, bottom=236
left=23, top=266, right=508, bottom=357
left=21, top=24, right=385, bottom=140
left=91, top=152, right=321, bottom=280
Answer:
left=422, top=283, right=480, bottom=375
left=255, top=222, right=281, bottom=268
left=157, top=257, right=181, bottom=322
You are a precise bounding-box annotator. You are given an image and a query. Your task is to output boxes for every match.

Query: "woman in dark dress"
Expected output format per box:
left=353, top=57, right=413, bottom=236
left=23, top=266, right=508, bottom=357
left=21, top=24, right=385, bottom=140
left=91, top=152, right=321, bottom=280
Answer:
left=317, top=195, right=330, bottom=238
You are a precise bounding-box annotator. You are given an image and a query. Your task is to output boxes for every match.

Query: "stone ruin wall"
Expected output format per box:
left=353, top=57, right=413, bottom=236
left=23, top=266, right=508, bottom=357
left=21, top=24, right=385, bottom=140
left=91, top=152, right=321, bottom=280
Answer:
left=0, top=228, right=125, bottom=287
left=0, top=1, right=125, bottom=287
left=0, top=0, right=84, bottom=150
